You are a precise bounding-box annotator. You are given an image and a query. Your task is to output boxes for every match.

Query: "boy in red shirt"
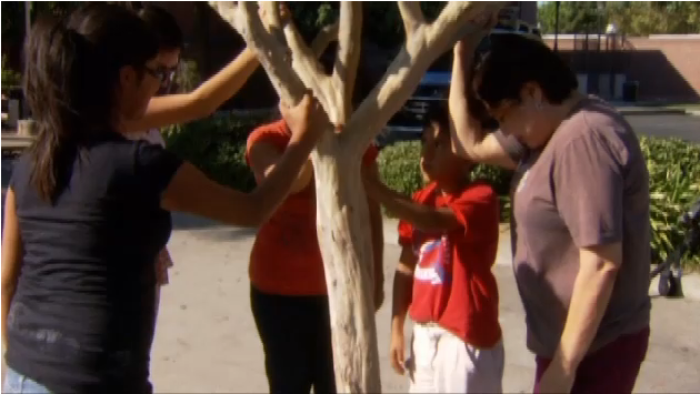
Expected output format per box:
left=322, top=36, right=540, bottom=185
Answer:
left=363, top=104, right=503, bottom=393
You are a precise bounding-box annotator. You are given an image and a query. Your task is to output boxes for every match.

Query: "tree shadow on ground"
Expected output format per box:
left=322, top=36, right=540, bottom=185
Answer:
left=170, top=212, right=258, bottom=241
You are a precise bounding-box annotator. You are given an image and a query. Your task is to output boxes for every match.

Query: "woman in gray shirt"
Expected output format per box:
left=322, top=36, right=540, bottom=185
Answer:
left=448, top=28, right=651, bottom=394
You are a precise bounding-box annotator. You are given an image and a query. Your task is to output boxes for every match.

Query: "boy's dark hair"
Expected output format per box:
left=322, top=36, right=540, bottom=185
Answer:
left=421, top=102, right=451, bottom=139
left=24, top=3, right=159, bottom=202
left=138, top=5, right=183, bottom=51
left=473, top=33, right=578, bottom=108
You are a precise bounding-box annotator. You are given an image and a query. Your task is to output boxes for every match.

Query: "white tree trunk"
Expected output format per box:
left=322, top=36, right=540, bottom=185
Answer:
left=312, top=131, right=380, bottom=393
left=209, top=2, right=508, bottom=392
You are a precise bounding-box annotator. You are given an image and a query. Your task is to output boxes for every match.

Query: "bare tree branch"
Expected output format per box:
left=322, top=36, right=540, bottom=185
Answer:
left=398, top=2, right=425, bottom=37
left=259, top=1, right=282, bottom=27
left=209, top=1, right=306, bottom=105
left=310, top=22, right=340, bottom=58
left=208, top=1, right=239, bottom=27
left=425, top=1, right=502, bottom=50
left=344, top=1, right=507, bottom=153
left=272, top=8, right=337, bottom=120
left=331, top=2, right=363, bottom=125
left=258, top=1, right=286, bottom=45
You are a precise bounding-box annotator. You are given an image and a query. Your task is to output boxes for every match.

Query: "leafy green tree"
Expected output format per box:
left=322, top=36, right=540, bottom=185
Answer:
left=538, top=1, right=700, bottom=35
left=288, top=2, right=445, bottom=49
left=538, top=1, right=606, bottom=35
left=606, top=1, right=700, bottom=35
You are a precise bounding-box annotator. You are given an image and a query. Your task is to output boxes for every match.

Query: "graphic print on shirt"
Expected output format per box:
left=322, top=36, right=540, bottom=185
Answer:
left=413, top=235, right=452, bottom=285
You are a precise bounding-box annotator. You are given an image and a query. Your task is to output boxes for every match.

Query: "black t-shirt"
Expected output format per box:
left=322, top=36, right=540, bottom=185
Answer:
left=5, top=132, right=182, bottom=393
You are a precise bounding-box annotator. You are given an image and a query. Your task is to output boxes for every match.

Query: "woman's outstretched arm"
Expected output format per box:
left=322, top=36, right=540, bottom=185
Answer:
left=126, top=48, right=260, bottom=133
left=126, top=13, right=339, bottom=133
left=161, top=95, right=326, bottom=227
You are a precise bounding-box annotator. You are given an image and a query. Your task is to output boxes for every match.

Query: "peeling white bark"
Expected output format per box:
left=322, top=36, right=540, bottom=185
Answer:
left=332, top=2, right=363, bottom=124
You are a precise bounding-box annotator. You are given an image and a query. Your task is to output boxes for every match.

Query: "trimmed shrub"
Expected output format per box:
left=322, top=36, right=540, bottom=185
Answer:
left=162, top=111, right=275, bottom=192
left=641, top=136, right=700, bottom=268
left=376, top=141, right=424, bottom=197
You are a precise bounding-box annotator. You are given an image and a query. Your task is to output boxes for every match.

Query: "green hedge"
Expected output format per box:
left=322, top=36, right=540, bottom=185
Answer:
left=378, top=136, right=700, bottom=268
left=164, top=114, right=699, bottom=268
left=162, top=112, right=274, bottom=193
left=641, top=136, right=700, bottom=267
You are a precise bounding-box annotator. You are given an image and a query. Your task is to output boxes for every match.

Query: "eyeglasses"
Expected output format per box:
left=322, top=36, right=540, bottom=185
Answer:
left=143, top=65, right=178, bottom=91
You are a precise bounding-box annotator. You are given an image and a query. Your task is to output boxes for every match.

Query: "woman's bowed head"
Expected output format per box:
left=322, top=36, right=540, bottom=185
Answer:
left=471, top=33, right=582, bottom=150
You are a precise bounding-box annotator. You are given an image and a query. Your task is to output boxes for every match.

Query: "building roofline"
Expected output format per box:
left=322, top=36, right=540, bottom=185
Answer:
left=542, top=33, right=700, bottom=40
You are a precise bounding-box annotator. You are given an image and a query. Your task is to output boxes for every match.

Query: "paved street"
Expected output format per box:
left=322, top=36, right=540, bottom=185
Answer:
left=627, top=114, right=700, bottom=143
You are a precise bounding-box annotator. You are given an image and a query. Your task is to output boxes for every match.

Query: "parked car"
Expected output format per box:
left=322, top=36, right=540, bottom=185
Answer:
left=377, top=71, right=451, bottom=146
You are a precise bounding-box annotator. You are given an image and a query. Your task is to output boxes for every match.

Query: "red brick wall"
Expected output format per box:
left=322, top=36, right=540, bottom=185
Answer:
left=544, top=36, right=700, bottom=102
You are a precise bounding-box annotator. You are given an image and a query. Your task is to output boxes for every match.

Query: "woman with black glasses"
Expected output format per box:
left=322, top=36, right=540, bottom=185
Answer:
left=128, top=5, right=265, bottom=134
left=1, top=4, right=325, bottom=393
left=123, top=4, right=296, bottom=320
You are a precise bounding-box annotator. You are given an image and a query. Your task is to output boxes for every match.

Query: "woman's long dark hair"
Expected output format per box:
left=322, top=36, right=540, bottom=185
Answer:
left=23, top=3, right=158, bottom=202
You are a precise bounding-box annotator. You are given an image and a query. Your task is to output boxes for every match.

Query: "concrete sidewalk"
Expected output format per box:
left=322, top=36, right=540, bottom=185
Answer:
left=610, top=102, right=699, bottom=117
left=150, top=215, right=700, bottom=393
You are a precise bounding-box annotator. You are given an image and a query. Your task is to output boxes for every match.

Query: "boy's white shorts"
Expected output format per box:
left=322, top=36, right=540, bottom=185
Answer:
left=407, top=322, right=504, bottom=394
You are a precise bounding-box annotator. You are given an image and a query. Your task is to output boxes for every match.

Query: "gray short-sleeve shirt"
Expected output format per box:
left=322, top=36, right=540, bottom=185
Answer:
left=498, top=97, right=651, bottom=357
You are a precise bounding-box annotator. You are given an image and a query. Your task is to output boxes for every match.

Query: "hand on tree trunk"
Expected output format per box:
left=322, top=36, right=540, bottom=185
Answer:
left=279, top=93, right=328, bottom=144
left=453, top=14, right=499, bottom=61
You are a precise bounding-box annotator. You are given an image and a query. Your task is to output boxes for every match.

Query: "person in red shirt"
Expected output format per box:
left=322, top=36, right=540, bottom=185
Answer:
left=246, top=121, right=383, bottom=394
left=363, top=104, right=503, bottom=393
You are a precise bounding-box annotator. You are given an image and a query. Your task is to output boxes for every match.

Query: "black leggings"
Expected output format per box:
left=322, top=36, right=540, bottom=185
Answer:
left=250, top=286, right=336, bottom=394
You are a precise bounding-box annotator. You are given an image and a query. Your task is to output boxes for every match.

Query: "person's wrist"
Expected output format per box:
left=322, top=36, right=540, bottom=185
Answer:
left=458, top=36, right=481, bottom=56
left=552, top=348, right=580, bottom=377
left=287, top=134, right=316, bottom=156
left=454, top=41, right=466, bottom=56
left=391, top=315, right=405, bottom=331
left=287, top=123, right=312, bottom=142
